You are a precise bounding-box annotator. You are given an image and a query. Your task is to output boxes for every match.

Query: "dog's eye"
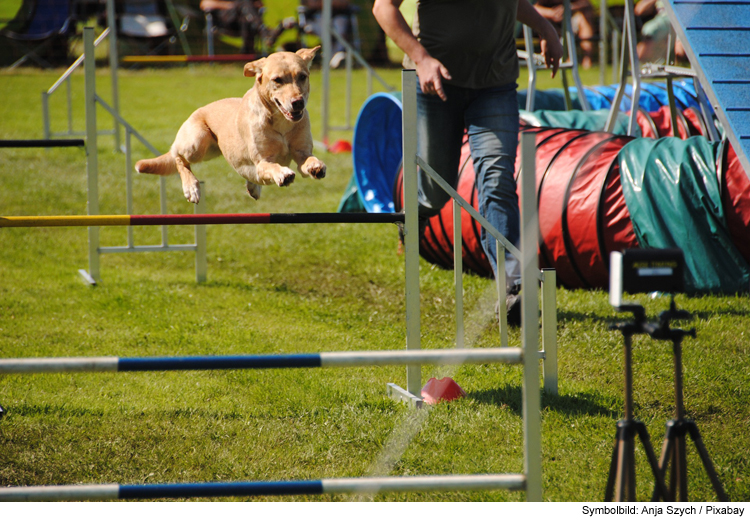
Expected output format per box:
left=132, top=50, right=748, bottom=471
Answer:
left=297, top=73, right=308, bottom=83
left=272, top=77, right=283, bottom=85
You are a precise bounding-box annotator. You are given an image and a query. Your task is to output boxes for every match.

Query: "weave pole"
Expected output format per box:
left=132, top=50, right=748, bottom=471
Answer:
left=0, top=474, right=525, bottom=501
left=0, top=348, right=523, bottom=374
left=0, top=213, right=405, bottom=228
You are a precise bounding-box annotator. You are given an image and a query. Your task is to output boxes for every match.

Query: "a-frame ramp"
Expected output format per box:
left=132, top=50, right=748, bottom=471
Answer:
left=663, top=0, right=750, bottom=181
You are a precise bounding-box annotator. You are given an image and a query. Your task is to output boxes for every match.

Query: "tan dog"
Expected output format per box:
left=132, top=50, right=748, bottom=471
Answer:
left=135, top=47, right=326, bottom=203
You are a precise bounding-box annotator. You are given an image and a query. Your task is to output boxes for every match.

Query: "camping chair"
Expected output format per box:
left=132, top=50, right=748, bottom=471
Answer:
left=2, top=0, right=76, bottom=69
left=116, top=0, right=176, bottom=56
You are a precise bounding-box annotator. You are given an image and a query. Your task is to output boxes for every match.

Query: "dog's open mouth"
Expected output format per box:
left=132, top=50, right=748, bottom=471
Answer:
left=275, top=99, right=305, bottom=122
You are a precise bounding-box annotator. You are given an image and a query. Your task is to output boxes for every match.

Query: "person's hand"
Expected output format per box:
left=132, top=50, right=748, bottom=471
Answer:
left=539, top=27, right=563, bottom=78
left=547, top=5, right=564, bottom=23
left=415, top=55, right=452, bottom=101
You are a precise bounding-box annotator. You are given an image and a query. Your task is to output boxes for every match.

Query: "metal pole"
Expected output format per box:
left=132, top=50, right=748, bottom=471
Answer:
left=42, top=92, right=50, bottom=141
left=84, top=28, right=101, bottom=284
left=496, top=241, right=508, bottom=347
left=195, top=183, right=207, bottom=283
left=453, top=201, right=464, bottom=348
left=541, top=268, right=558, bottom=395
left=520, top=131, right=542, bottom=501
left=402, top=70, right=422, bottom=398
left=321, top=0, right=332, bottom=145
left=106, top=0, right=121, bottom=151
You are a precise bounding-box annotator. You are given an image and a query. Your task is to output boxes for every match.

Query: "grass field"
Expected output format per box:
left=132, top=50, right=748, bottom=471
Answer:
left=0, top=58, right=749, bottom=503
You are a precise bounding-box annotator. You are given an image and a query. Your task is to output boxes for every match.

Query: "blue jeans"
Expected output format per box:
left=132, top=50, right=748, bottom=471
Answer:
left=416, top=81, right=521, bottom=286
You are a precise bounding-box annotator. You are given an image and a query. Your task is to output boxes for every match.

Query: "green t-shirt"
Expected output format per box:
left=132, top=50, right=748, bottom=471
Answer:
left=404, top=0, right=519, bottom=89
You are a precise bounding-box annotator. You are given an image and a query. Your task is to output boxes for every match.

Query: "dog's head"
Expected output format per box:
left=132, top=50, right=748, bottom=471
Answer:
left=244, top=47, right=320, bottom=122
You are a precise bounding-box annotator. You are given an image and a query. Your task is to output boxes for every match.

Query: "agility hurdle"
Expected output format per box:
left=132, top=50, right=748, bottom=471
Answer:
left=0, top=212, right=404, bottom=228
left=42, top=28, right=118, bottom=145
left=0, top=348, right=522, bottom=374
left=0, top=348, right=527, bottom=501
left=80, top=28, right=207, bottom=286
left=0, top=474, right=524, bottom=502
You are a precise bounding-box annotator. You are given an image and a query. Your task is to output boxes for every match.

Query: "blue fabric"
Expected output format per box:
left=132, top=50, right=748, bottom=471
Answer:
left=417, top=80, right=520, bottom=284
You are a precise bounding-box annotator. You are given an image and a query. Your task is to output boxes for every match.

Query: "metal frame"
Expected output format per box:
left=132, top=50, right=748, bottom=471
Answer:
left=318, top=0, right=395, bottom=147
left=399, top=71, right=558, bottom=399
left=519, top=0, right=589, bottom=112
left=81, top=27, right=207, bottom=286
left=42, top=28, right=117, bottom=143
left=398, top=69, right=552, bottom=501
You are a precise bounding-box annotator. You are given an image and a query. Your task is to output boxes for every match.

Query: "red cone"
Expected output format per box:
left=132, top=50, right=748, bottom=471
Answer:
left=420, top=377, right=466, bottom=405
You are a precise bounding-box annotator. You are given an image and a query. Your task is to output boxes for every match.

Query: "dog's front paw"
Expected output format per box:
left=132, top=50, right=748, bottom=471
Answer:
left=274, top=167, right=296, bottom=187
left=301, top=157, right=327, bottom=180
left=183, top=181, right=201, bottom=203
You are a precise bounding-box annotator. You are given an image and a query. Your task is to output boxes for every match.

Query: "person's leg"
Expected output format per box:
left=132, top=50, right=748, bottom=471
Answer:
left=415, top=82, right=467, bottom=219
left=464, top=84, right=520, bottom=286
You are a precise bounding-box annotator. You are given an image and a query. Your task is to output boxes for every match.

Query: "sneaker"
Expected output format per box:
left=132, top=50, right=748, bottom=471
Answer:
left=505, top=284, right=522, bottom=327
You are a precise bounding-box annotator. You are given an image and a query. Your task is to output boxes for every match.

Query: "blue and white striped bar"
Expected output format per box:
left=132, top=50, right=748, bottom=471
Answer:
left=0, top=348, right=523, bottom=374
left=0, top=474, right=525, bottom=501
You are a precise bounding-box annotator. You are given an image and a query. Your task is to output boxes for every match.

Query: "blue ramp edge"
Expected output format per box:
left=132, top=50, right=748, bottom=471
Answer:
left=663, top=0, right=750, bottom=182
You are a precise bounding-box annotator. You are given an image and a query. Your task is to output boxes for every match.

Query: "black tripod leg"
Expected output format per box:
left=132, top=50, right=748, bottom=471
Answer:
left=635, top=423, right=670, bottom=501
left=652, top=431, right=675, bottom=501
left=615, top=435, right=629, bottom=501
left=686, top=423, right=729, bottom=501
left=604, top=439, right=619, bottom=501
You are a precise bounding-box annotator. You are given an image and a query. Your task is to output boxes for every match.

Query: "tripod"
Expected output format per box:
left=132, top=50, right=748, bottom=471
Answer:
left=604, top=304, right=670, bottom=501
left=648, top=299, right=728, bottom=502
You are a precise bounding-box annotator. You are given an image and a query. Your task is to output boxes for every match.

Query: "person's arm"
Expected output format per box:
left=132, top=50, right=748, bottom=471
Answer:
left=372, top=0, right=452, bottom=100
left=517, top=0, right=563, bottom=77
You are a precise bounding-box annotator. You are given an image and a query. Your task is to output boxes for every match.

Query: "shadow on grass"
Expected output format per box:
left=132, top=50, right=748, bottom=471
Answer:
left=467, top=385, right=618, bottom=420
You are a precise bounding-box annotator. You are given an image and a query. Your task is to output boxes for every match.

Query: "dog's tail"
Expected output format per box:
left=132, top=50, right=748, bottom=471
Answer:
left=135, top=152, right=177, bottom=176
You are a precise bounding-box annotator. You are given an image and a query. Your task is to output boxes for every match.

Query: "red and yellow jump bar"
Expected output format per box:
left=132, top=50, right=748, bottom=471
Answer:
left=0, top=213, right=405, bottom=228
left=121, top=54, right=261, bottom=64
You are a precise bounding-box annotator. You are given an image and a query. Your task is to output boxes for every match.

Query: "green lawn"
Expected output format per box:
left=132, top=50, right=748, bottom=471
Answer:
left=0, top=60, right=748, bottom=503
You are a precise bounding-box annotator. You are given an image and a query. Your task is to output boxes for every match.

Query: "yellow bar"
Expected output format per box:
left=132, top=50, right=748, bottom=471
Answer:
left=121, top=56, right=188, bottom=63
left=0, top=215, right=131, bottom=227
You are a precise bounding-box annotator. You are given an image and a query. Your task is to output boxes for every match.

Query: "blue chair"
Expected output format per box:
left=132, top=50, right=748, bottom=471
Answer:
left=2, top=0, right=76, bottom=69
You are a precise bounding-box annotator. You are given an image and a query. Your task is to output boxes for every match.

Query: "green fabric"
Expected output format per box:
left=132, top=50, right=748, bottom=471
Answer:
left=337, top=173, right=366, bottom=213
left=618, top=137, right=750, bottom=293
left=519, top=109, right=635, bottom=136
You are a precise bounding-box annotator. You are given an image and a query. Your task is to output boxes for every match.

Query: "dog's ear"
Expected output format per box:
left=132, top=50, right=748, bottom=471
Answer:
left=244, top=58, right=266, bottom=79
left=295, top=46, right=321, bottom=67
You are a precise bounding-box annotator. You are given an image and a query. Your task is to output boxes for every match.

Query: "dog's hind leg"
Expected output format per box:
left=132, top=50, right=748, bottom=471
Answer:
left=174, top=155, right=201, bottom=203
left=246, top=181, right=261, bottom=200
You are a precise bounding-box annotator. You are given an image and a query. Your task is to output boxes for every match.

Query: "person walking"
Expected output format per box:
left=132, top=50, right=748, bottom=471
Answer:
left=372, top=0, right=562, bottom=324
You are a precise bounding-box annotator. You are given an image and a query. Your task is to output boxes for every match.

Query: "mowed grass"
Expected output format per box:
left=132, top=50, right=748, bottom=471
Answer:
left=0, top=63, right=749, bottom=502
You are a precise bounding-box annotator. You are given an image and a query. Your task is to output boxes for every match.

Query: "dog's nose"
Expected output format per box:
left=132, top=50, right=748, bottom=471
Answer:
left=291, top=98, right=305, bottom=112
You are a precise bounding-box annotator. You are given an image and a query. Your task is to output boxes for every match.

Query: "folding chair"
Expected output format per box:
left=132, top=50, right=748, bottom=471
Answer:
left=2, top=0, right=76, bottom=69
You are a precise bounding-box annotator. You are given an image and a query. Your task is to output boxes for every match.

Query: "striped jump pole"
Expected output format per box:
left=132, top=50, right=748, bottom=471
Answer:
left=0, top=474, right=525, bottom=501
left=0, top=213, right=404, bottom=228
left=0, top=348, right=523, bottom=374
